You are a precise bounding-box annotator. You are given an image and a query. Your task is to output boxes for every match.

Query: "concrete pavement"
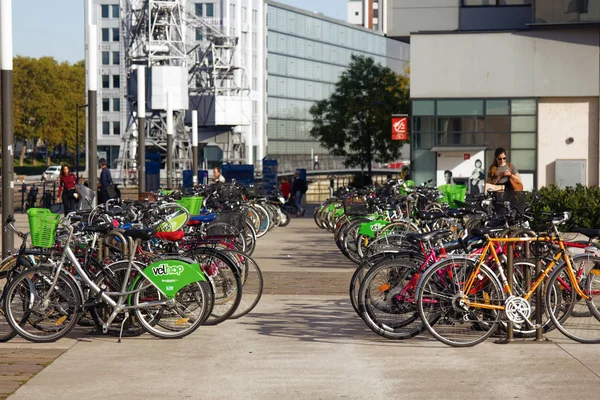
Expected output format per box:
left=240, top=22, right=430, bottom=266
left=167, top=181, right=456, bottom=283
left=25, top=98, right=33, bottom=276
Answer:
left=3, top=216, right=600, bottom=399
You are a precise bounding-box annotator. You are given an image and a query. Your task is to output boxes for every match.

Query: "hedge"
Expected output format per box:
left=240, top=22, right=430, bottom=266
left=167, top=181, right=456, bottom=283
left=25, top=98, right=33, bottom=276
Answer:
left=531, top=184, right=600, bottom=229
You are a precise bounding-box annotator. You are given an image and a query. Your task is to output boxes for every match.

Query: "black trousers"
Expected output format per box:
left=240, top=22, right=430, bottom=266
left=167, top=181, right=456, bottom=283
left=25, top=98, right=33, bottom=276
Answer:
left=61, top=189, right=77, bottom=216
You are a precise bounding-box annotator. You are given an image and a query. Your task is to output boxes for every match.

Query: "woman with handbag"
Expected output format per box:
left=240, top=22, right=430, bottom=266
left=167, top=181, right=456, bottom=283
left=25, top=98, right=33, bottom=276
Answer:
left=486, top=148, right=523, bottom=192
left=57, top=164, right=78, bottom=216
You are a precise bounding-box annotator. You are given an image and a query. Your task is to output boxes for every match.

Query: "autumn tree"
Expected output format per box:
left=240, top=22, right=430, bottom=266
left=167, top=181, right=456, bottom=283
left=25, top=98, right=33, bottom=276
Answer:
left=309, top=55, right=409, bottom=176
left=13, top=56, right=85, bottom=166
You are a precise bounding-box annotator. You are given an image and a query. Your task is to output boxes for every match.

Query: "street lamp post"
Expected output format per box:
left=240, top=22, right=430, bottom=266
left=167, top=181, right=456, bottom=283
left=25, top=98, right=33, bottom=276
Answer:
left=75, top=104, right=88, bottom=179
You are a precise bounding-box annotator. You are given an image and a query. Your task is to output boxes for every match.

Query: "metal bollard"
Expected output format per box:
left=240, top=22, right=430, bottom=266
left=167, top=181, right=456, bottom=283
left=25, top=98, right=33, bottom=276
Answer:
left=535, top=258, right=543, bottom=340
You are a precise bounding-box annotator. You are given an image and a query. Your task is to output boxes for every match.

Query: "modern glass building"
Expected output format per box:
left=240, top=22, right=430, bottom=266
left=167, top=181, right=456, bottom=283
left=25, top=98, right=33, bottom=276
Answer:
left=266, top=1, right=409, bottom=168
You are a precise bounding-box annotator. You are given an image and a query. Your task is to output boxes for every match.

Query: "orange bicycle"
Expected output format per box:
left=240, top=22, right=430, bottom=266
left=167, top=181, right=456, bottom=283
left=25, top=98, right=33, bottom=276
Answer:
left=416, top=212, right=600, bottom=346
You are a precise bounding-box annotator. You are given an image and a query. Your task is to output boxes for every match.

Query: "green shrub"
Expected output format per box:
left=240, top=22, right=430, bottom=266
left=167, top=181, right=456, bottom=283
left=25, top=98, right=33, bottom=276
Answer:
left=531, top=184, right=600, bottom=229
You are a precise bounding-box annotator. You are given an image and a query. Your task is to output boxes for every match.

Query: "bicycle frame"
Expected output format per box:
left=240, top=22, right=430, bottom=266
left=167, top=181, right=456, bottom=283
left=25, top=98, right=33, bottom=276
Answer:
left=462, top=235, right=591, bottom=312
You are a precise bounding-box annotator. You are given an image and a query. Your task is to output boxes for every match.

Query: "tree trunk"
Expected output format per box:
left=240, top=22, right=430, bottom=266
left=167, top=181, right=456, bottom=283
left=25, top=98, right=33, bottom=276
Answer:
left=19, top=143, right=26, bottom=167
left=32, top=140, right=37, bottom=167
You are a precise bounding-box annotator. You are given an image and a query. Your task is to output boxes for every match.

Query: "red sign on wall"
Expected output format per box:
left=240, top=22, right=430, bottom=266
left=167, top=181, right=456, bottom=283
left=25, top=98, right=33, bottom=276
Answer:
left=464, top=153, right=470, bottom=160
left=391, top=117, right=408, bottom=141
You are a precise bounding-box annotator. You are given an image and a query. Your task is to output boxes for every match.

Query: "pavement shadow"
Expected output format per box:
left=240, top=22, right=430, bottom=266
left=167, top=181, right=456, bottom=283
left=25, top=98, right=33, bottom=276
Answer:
left=241, top=298, right=440, bottom=347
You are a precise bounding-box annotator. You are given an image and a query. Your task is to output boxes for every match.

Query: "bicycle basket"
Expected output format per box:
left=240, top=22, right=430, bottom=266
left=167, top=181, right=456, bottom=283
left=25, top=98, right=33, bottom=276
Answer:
left=176, top=196, right=203, bottom=215
left=343, top=198, right=368, bottom=216
left=27, top=208, right=60, bottom=248
left=204, top=211, right=247, bottom=236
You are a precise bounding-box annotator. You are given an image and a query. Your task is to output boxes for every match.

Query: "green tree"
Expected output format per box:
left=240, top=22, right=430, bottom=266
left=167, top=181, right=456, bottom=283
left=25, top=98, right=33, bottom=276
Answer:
left=13, top=56, right=85, bottom=166
left=309, top=55, right=409, bottom=176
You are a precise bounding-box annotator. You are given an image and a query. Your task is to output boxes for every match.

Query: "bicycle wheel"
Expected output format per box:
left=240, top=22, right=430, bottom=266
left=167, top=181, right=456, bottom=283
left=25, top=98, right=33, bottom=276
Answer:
left=132, top=275, right=211, bottom=339
left=187, top=249, right=242, bottom=325
left=224, top=251, right=264, bottom=319
left=546, top=255, right=600, bottom=343
left=0, top=256, right=20, bottom=342
left=417, top=257, right=504, bottom=347
left=4, top=267, right=82, bottom=343
left=358, top=259, right=425, bottom=340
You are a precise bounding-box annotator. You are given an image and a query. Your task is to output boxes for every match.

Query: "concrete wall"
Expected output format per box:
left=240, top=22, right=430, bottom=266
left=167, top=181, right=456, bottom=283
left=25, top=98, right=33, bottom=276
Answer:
left=387, top=0, right=459, bottom=39
left=348, top=1, right=363, bottom=26
left=537, top=97, right=600, bottom=188
left=411, top=29, right=600, bottom=98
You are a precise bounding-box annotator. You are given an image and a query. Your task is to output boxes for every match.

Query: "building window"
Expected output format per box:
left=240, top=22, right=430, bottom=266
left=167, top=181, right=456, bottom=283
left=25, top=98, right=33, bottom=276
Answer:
left=373, top=9, right=379, bottom=18
left=231, top=4, right=235, bottom=19
left=195, top=3, right=202, bottom=17
left=462, top=0, right=532, bottom=5
left=102, top=121, right=110, bottom=135
left=102, top=98, right=110, bottom=112
left=102, top=28, right=109, bottom=42
left=113, top=75, right=120, bottom=88
left=102, top=51, right=110, bottom=65
left=101, top=5, right=109, bottom=18
left=102, top=75, right=110, bottom=88
left=113, top=51, right=120, bottom=65
left=113, top=28, right=120, bottom=42
left=242, top=6, right=247, bottom=22
left=373, top=24, right=379, bottom=30
left=196, top=29, right=203, bottom=41
left=252, top=9, right=257, bottom=24
left=113, top=121, right=120, bottom=135
left=355, top=11, right=359, bottom=16
left=113, top=98, right=120, bottom=112
left=112, top=4, right=119, bottom=18
left=206, top=3, right=214, bottom=17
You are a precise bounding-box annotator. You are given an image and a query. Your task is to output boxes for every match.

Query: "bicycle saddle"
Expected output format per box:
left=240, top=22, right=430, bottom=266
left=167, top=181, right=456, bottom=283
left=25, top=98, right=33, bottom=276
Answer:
left=81, top=223, right=114, bottom=234
left=406, top=229, right=452, bottom=244
left=416, top=211, right=446, bottom=221
left=446, top=209, right=471, bottom=219
left=189, top=213, right=217, bottom=224
left=471, top=227, right=505, bottom=237
left=155, top=230, right=185, bottom=242
left=122, top=229, right=155, bottom=241
left=574, top=226, right=600, bottom=240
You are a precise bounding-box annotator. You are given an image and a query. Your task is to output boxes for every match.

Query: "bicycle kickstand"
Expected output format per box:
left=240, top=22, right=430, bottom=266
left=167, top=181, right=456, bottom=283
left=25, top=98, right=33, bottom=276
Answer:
left=118, top=312, right=130, bottom=343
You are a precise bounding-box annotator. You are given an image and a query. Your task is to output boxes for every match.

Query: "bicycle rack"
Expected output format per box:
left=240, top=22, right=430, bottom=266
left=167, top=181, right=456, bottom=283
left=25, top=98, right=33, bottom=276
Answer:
left=497, top=228, right=548, bottom=344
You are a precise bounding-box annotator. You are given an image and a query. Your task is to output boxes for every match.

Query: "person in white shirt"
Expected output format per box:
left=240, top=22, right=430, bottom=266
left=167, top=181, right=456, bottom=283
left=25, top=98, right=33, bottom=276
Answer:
left=213, top=167, right=226, bottom=183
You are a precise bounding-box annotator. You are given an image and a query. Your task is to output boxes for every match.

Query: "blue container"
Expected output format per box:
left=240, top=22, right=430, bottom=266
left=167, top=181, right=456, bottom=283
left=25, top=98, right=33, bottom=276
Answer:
left=182, top=170, right=193, bottom=189
left=263, top=159, right=278, bottom=196
left=296, top=168, right=307, bottom=181
left=222, top=164, right=255, bottom=188
left=146, top=161, right=160, bottom=191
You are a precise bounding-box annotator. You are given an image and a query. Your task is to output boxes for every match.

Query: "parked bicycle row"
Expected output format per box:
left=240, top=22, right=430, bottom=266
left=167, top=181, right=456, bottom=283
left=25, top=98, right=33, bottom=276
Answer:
left=314, top=180, right=600, bottom=347
left=0, top=182, right=291, bottom=343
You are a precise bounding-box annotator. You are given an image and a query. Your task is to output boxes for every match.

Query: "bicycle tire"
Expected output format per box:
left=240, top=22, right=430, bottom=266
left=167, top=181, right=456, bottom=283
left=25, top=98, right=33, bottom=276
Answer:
left=416, top=257, right=504, bottom=347
left=4, top=267, right=82, bottom=343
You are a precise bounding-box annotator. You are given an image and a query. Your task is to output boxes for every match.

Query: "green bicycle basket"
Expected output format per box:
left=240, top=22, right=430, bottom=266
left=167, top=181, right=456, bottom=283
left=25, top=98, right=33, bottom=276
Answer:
left=448, top=185, right=467, bottom=208
left=27, top=208, right=60, bottom=248
left=176, top=196, right=203, bottom=215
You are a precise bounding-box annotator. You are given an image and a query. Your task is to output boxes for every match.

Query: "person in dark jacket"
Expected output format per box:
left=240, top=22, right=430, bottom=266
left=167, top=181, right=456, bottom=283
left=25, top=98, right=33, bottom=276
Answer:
left=291, top=172, right=306, bottom=217
left=98, top=158, right=113, bottom=204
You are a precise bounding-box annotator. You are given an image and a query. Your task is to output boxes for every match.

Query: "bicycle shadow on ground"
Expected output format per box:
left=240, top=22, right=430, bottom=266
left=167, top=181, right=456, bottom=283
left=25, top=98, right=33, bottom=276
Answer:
left=240, top=298, right=442, bottom=348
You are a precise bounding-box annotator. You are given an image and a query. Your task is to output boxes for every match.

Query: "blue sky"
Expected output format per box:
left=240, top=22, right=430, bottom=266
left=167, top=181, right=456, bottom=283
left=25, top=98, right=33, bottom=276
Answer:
left=12, top=0, right=348, bottom=63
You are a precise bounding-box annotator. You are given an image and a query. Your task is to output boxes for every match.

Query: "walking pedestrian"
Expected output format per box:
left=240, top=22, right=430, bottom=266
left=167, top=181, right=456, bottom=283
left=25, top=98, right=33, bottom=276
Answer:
left=98, top=158, right=113, bottom=204
left=291, top=171, right=307, bottom=217
left=486, top=147, right=522, bottom=192
left=313, top=154, right=320, bottom=170
left=280, top=177, right=291, bottom=201
left=213, top=167, right=226, bottom=183
left=57, top=164, right=78, bottom=216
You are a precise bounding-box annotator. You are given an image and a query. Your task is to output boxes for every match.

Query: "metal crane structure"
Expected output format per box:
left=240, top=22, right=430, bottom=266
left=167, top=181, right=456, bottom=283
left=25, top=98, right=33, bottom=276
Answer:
left=117, top=0, right=250, bottom=186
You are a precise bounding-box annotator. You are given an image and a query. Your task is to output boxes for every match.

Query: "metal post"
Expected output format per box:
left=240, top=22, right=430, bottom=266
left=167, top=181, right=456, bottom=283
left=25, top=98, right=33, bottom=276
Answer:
left=137, top=66, right=146, bottom=195
left=1, top=0, right=15, bottom=257
left=88, top=26, right=98, bottom=195
left=76, top=104, right=88, bottom=178
left=505, top=240, right=514, bottom=342
left=192, top=110, right=198, bottom=187
left=166, top=92, right=173, bottom=189
left=535, top=259, right=543, bottom=340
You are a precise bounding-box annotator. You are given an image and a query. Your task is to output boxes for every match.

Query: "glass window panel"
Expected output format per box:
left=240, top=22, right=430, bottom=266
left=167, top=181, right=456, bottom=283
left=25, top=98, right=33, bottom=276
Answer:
left=414, top=133, right=434, bottom=150
left=413, top=116, right=435, bottom=133
left=102, top=98, right=110, bottom=112
left=486, top=116, right=510, bottom=132
left=511, top=133, right=536, bottom=149
left=102, top=121, right=110, bottom=135
left=437, top=100, right=484, bottom=116
left=102, top=52, right=110, bottom=65
left=195, top=4, right=202, bottom=17
left=101, top=5, right=109, bottom=18
left=113, top=75, right=120, bottom=88
left=113, top=121, right=120, bottom=135
left=511, top=116, right=536, bottom=132
left=102, top=75, right=110, bottom=88
left=437, top=131, right=484, bottom=146
left=196, top=29, right=203, bottom=41
left=486, top=100, right=509, bottom=115
left=113, top=51, right=120, bottom=65
left=412, top=100, right=434, bottom=116
left=112, top=5, right=119, bottom=18
left=113, top=98, right=120, bottom=112
left=485, top=133, right=510, bottom=150
left=113, top=28, right=119, bottom=42
left=437, top=117, right=485, bottom=132
left=510, top=150, right=535, bottom=170
left=511, top=99, right=536, bottom=115
left=101, top=28, right=109, bottom=42
left=206, top=3, right=214, bottom=17
left=413, top=150, right=436, bottom=186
